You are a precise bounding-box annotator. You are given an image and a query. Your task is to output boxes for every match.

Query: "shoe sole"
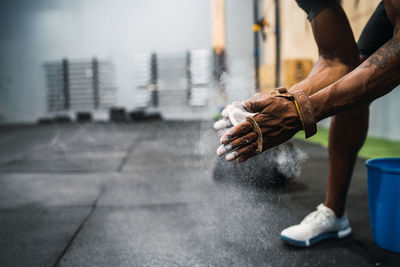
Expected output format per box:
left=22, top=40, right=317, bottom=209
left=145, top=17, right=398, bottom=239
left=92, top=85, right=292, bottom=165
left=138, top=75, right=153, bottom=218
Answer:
left=280, top=227, right=352, bottom=247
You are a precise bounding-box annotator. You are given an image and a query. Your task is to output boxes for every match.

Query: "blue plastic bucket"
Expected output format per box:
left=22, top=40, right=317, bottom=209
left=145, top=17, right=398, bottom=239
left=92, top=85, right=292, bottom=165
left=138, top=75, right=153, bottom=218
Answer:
left=365, top=157, right=400, bottom=253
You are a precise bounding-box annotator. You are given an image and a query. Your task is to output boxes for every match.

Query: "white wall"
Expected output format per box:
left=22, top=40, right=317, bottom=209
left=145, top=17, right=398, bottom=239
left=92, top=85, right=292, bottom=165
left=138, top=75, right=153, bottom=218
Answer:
left=0, top=0, right=211, bottom=123
left=369, top=87, right=400, bottom=141
left=224, top=0, right=256, bottom=103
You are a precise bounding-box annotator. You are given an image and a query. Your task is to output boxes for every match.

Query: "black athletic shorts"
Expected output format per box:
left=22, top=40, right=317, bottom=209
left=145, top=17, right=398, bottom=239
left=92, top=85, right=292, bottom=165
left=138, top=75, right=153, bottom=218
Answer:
left=295, top=0, right=394, bottom=56
left=295, top=0, right=336, bottom=21
left=358, top=1, right=394, bottom=56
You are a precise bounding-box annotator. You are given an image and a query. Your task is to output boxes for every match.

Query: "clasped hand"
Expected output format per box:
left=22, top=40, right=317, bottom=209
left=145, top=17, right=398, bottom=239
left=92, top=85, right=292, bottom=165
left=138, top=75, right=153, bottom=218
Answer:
left=217, top=90, right=301, bottom=162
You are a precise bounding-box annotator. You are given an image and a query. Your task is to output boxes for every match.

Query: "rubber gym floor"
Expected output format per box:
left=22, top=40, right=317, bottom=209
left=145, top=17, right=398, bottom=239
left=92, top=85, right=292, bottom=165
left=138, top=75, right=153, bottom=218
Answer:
left=1, top=121, right=399, bottom=266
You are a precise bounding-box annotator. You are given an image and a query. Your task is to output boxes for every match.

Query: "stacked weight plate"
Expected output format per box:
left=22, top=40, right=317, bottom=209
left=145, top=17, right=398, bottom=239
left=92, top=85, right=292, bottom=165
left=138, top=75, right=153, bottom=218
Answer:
left=68, top=60, right=96, bottom=110
left=157, top=53, right=188, bottom=107
left=96, top=60, right=116, bottom=109
left=44, top=58, right=116, bottom=112
left=189, top=50, right=211, bottom=107
left=44, top=61, right=66, bottom=112
left=134, top=53, right=152, bottom=108
left=68, top=59, right=116, bottom=110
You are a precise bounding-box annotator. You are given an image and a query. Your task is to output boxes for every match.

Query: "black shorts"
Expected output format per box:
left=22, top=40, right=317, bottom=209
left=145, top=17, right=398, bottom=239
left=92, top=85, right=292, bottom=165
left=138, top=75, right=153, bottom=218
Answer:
left=295, top=0, right=336, bottom=21
left=357, top=1, right=394, bottom=56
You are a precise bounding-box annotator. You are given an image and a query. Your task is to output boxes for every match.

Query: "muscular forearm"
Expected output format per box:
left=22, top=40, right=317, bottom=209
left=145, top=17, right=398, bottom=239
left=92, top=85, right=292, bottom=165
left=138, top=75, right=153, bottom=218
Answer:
left=310, top=31, right=400, bottom=121
left=289, top=2, right=359, bottom=96
left=289, top=57, right=358, bottom=96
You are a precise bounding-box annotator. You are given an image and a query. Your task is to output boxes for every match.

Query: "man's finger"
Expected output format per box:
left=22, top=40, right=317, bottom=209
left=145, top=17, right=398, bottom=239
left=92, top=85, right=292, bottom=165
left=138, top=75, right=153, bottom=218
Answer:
left=237, top=150, right=259, bottom=163
left=213, top=118, right=232, bottom=130
left=216, top=132, right=257, bottom=156
left=225, top=141, right=258, bottom=162
left=217, top=128, right=231, bottom=137
left=220, top=121, right=253, bottom=145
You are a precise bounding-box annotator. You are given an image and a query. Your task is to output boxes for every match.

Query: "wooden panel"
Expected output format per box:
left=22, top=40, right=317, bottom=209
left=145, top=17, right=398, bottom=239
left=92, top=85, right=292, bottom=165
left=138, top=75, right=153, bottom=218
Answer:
left=259, top=64, right=276, bottom=93
left=259, top=58, right=313, bottom=92
left=283, top=59, right=313, bottom=89
left=211, top=0, right=226, bottom=53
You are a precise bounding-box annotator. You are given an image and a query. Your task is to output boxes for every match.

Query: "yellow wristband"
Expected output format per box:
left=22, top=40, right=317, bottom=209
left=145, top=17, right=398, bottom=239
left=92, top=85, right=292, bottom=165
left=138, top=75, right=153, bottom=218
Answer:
left=293, top=99, right=303, bottom=122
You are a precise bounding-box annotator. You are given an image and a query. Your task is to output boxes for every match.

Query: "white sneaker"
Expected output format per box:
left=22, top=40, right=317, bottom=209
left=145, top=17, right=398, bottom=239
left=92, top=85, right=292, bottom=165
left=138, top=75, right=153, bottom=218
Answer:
left=280, top=203, right=352, bottom=247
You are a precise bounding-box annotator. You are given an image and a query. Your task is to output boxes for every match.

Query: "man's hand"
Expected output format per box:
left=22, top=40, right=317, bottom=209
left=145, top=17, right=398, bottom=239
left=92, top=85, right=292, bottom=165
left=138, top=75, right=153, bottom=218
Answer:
left=219, top=95, right=301, bottom=163
left=243, top=87, right=286, bottom=113
left=213, top=102, right=257, bottom=137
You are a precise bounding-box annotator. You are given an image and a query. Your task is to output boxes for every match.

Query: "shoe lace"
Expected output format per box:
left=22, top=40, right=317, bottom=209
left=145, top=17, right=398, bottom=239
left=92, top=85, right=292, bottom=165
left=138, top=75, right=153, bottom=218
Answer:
left=302, top=205, right=332, bottom=226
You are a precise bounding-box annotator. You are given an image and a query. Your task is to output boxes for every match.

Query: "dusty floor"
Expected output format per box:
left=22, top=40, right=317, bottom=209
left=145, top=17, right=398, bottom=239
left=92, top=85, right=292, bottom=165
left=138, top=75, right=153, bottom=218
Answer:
left=0, top=121, right=399, bottom=267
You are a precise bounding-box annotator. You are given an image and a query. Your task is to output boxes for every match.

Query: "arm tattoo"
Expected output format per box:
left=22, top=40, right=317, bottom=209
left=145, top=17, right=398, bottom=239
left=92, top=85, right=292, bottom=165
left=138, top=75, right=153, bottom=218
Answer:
left=361, top=36, right=400, bottom=69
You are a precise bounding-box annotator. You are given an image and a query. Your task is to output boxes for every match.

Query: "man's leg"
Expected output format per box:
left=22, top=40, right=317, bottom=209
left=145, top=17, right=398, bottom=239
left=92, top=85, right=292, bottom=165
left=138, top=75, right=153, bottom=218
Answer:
left=280, top=1, right=394, bottom=247
left=324, top=0, right=394, bottom=218
left=325, top=54, right=370, bottom=218
left=325, top=104, right=369, bottom=218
